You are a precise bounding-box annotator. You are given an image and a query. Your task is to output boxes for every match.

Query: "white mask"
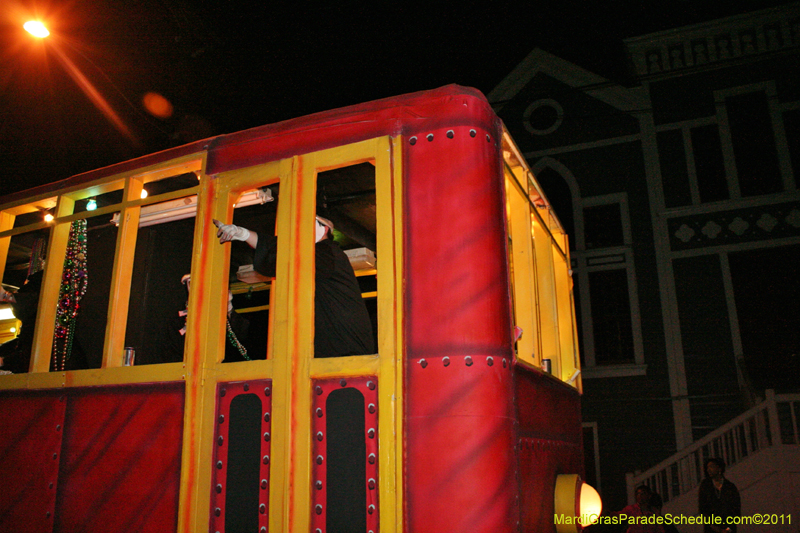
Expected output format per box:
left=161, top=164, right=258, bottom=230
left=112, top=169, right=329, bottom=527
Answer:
left=315, top=220, right=326, bottom=243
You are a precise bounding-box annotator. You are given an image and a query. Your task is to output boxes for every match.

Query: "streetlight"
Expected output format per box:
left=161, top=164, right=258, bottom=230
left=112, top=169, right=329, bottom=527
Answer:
left=22, top=19, right=139, bottom=145
left=23, top=21, right=50, bottom=39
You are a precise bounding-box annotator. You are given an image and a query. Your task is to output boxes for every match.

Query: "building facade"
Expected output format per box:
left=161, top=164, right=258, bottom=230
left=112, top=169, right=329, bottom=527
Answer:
left=490, top=3, right=800, bottom=509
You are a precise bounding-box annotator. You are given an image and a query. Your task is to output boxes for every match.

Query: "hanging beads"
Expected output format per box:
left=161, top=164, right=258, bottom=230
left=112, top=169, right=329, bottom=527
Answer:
left=51, top=219, right=88, bottom=372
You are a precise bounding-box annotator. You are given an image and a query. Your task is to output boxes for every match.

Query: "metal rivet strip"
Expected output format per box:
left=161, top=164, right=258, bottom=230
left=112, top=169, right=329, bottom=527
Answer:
left=310, top=376, right=380, bottom=533
left=211, top=380, right=272, bottom=533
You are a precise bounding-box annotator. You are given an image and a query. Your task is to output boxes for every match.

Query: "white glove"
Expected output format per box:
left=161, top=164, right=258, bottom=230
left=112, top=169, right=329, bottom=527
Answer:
left=214, top=219, right=251, bottom=243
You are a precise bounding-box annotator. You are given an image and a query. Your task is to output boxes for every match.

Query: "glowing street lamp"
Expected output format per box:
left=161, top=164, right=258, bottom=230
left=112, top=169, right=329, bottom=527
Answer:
left=23, top=21, right=50, bottom=39
left=22, top=19, right=139, bottom=145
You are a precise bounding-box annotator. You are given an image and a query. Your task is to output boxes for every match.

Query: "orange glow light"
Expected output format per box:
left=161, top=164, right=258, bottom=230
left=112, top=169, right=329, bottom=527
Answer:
left=142, top=92, right=174, bottom=119
left=24, top=21, right=50, bottom=38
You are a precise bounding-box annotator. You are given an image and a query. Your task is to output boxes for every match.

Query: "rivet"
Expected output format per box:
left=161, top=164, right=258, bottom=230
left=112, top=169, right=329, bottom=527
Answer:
left=340, top=379, right=347, bottom=387
left=368, top=428, right=375, bottom=439
left=316, top=408, right=324, bottom=418
left=316, top=529, right=322, bottom=533
left=315, top=504, right=323, bottom=515
left=486, top=134, right=491, bottom=142
left=49, top=482, right=54, bottom=489
left=426, top=133, right=434, bottom=142
left=469, top=129, right=477, bottom=137
left=487, top=356, right=494, bottom=366
left=316, top=480, right=323, bottom=490
left=368, top=504, right=375, bottom=514
left=368, top=478, right=376, bottom=489
left=368, top=403, right=376, bottom=414
left=261, top=479, right=268, bottom=489
left=315, top=386, right=323, bottom=395
left=217, top=435, right=224, bottom=446
left=262, top=455, right=270, bottom=465
left=216, top=484, right=222, bottom=493
left=317, top=431, right=324, bottom=441
left=264, top=412, right=270, bottom=423
left=316, top=455, right=324, bottom=465
left=53, top=453, right=57, bottom=460
left=465, top=356, right=473, bottom=366
left=368, top=453, right=376, bottom=464
left=56, top=425, right=61, bottom=431
left=259, top=503, right=266, bottom=514
left=503, top=358, right=507, bottom=368
left=218, top=414, right=225, bottom=424
left=447, top=130, right=454, bottom=139
left=442, top=356, right=450, bottom=367
left=419, top=359, right=427, bottom=368
left=220, top=388, right=226, bottom=397
left=214, top=507, right=221, bottom=517
left=409, top=136, right=417, bottom=145
left=367, top=381, right=375, bottom=390
left=46, top=511, right=51, bottom=518
left=264, top=387, right=271, bottom=396
left=262, top=528, right=268, bottom=533
left=263, top=432, right=270, bottom=442
left=216, top=461, right=223, bottom=469
left=243, top=383, right=250, bottom=391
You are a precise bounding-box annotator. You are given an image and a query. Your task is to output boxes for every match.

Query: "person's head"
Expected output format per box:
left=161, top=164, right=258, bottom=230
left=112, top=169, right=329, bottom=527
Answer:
left=315, top=216, right=334, bottom=242
left=635, top=485, right=652, bottom=505
left=705, top=458, right=725, bottom=478
left=649, top=492, right=663, bottom=512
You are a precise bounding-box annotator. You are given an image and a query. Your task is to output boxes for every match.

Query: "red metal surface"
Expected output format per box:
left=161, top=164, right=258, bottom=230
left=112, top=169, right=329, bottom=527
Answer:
left=404, top=123, right=508, bottom=359
left=2, top=85, right=497, bottom=206
left=406, top=356, right=517, bottom=533
left=514, top=365, right=583, bottom=533
left=0, top=392, right=66, bottom=533
left=52, top=383, right=185, bottom=533
left=310, top=377, right=379, bottom=533
left=210, top=380, right=272, bottom=533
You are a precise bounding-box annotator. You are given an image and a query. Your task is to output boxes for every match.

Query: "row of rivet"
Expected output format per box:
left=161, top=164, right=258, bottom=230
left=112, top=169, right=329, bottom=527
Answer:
left=518, top=437, right=581, bottom=450
left=219, top=384, right=271, bottom=397
left=417, top=356, right=508, bottom=369
left=408, top=129, right=492, bottom=145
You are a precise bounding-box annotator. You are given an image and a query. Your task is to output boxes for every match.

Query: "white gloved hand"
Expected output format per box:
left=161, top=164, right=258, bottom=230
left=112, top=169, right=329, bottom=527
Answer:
left=213, top=219, right=251, bottom=243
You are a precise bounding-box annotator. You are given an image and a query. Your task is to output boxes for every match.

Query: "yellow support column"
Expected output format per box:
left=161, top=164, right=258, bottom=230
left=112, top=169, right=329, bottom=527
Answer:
left=103, top=178, right=143, bottom=368
left=30, top=195, right=74, bottom=373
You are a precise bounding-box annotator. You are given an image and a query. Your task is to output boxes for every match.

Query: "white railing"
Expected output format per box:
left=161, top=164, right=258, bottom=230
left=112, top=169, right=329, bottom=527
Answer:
left=626, top=390, right=800, bottom=504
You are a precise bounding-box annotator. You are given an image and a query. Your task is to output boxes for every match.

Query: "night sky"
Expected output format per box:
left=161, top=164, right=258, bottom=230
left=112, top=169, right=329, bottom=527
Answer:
left=0, top=0, right=790, bottom=198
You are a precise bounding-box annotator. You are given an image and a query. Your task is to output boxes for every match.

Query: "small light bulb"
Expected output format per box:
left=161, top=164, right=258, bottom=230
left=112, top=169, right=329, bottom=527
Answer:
left=44, top=213, right=54, bottom=223
left=86, top=198, right=97, bottom=211
left=9, top=327, right=16, bottom=333
left=140, top=189, right=148, bottom=199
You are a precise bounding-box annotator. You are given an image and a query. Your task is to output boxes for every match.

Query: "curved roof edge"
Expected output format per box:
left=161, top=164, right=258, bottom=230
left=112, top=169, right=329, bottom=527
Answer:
left=3, top=85, right=494, bottom=206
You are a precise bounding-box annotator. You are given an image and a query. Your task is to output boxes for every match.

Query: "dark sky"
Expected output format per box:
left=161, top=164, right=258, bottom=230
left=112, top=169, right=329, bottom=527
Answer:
left=0, top=0, right=790, bottom=198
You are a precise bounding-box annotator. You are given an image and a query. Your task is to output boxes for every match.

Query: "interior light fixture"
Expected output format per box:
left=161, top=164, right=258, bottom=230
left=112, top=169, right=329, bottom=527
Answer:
left=111, top=189, right=270, bottom=228
left=86, top=198, right=98, bottom=211
left=140, top=189, right=148, bottom=199
left=44, top=212, right=54, bottom=223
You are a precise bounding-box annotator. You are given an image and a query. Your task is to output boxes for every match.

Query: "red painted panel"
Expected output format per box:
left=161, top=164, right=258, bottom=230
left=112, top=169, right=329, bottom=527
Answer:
left=514, top=365, right=584, bottom=533
left=404, top=123, right=509, bottom=359
left=210, top=380, right=272, bottom=533
left=53, top=383, right=184, bottom=533
left=310, top=377, right=379, bottom=533
left=406, top=356, right=517, bottom=533
left=0, top=392, right=66, bottom=533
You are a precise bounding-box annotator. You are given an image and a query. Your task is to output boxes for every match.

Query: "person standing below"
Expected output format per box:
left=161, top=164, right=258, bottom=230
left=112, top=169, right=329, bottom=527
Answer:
left=619, top=485, right=664, bottom=533
left=698, top=458, right=740, bottom=533
left=214, top=216, right=374, bottom=358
